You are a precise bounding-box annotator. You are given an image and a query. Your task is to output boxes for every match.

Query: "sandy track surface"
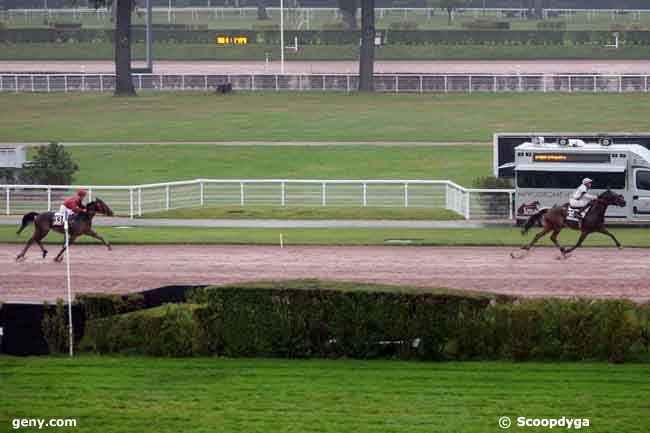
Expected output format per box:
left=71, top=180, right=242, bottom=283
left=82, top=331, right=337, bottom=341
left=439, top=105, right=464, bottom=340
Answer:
left=3, top=60, right=650, bottom=74
left=1, top=244, right=648, bottom=303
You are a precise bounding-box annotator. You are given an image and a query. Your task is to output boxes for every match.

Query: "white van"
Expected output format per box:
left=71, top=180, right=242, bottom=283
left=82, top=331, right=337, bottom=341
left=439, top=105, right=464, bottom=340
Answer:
left=514, top=137, right=650, bottom=222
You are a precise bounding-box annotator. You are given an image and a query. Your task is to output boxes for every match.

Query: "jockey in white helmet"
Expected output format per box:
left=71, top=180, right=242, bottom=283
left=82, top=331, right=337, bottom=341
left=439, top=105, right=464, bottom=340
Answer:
left=569, top=178, right=597, bottom=214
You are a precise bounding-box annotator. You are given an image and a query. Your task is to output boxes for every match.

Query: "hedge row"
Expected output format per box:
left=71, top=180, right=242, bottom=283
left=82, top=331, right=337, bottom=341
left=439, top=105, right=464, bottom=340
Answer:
left=4, top=29, right=650, bottom=46
left=80, top=286, right=650, bottom=362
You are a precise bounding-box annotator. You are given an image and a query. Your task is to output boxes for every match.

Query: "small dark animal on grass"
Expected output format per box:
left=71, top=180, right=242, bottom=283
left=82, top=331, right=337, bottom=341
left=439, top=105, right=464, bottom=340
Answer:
left=216, top=83, right=233, bottom=94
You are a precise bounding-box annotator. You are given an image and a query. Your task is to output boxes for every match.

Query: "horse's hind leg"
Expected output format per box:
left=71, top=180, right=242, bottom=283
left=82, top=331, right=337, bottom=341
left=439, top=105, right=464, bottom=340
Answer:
left=512, top=227, right=551, bottom=259
left=550, top=230, right=565, bottom=253
left=36, top=240, right=48, bottom=258
left=598, top=228, right=622, bottom=249
left=15, top=238, right=34, bottom=261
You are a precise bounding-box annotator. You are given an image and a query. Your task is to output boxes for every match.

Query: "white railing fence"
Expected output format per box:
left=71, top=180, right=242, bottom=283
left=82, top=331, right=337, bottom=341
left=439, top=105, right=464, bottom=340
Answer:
left=1, top=73, right=649, bottom=94
left=0, top=179, right=515, bottom=220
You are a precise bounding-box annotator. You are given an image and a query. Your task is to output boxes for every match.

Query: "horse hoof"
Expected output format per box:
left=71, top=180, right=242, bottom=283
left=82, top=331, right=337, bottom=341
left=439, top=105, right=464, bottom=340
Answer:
left=15, top=256, right=25, bottom=262
left=42, top=250, right=48, bottom=259
left=618, top=246, right=624, bottom=250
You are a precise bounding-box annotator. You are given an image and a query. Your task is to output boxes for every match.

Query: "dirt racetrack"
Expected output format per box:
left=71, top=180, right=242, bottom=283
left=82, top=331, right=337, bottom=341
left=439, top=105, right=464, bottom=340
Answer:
left=1, top=244, right=648, bottom=303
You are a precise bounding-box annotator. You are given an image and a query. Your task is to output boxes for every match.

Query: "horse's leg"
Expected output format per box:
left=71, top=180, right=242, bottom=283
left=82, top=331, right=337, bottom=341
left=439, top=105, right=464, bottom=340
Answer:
left=15, top=238, right=34, bottom=261
left=597, top=228, right=622, bottom=249
left=87, top=229, right=112, bottom=251
left=522, top=227, right=552, bottom=250
left=549, top=229, right=565, bottom=253
left=54, top=235, right=77, bottom=262
left=36, top=239, right=48, bottom=259
left=563, top=231, right=590, bottom=256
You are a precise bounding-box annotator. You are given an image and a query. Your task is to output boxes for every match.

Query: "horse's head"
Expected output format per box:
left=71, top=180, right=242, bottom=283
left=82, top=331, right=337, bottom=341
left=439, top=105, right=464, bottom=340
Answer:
left=87, top=198, right=114, bottom=216
left=598, top=189, right=626, bottom=208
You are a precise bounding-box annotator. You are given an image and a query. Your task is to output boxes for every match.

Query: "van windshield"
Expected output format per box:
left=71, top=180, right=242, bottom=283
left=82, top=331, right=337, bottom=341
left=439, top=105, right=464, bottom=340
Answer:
left=517, top=171, right=626, bottom=189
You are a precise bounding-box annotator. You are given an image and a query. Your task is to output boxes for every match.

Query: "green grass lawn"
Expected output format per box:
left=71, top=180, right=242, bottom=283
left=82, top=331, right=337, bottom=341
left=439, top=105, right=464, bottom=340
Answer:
left=144, top=206, right=462, bottom=220
left=2, top=42, right=649, bottom=60
left=3, top=225, right=648, bottom=248
left=1, top=356, right=648, bottom=433
left=60, top=144, right=491, bottom=185
left=3, top=93, right=650, bottom=143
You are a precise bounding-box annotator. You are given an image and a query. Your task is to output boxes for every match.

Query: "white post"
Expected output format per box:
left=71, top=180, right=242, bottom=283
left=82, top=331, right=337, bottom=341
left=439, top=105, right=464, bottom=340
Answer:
left=200, top=181, right=204, bottom=206
left=362, top=183, right=367, bottom=207
left=129, top=188, right=134, bottom=219
left=464, top=191, right=471, bottom=220
left=240, top=182, right=245, bottom=206
left=64, top=220, right=74, bottom=358
left=444, top=75, right=448, bottom=93
left=281, top=181, right=286, bottom=206
left=137, top=187, right=142, bottom=216
left=321, top=182, right=326, bottom=206
left=280, top=0, right=285, bottom=74
left=47, top=74, right=51, bottom=92
left=419, top=75, right=423, bottom=93
left=31, top=75, right=34, bottom=92
left=469, top=75, right=472, bottom=92
left=165, top=185, right=170, bottom=210
left=100, top=74, right=103, bottom=92
left=47, top=188, right=52, bottom=211
left=64, top=75, right=68, bottom=93
left=88, top=188, right=92, bottom=202
left=395, top=75, right=398, bottom=93
left=404, top=183, right=409, bottom=208
left=5, top=187, right=9, bottom=215
left=509, top=191, right=514, bottom=220
left=15, top=75, right=18, bottom=93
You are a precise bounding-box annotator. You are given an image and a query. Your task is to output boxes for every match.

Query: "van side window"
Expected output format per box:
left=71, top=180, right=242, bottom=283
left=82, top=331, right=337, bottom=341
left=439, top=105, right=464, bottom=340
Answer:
left=637, top=171, right=650, bottom=191
left=517, top=171, right=626, bottom=189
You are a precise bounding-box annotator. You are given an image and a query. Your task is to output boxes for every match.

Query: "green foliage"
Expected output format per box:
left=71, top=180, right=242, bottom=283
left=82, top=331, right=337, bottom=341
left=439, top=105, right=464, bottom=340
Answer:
left=41, top=299, right=70, bottom=354
left=76, top=293, right=145, bottom=321
left=81, top=304, right=199, bottom=357
left=19, top=142, right=78, bottom=185
left=461, top=20, right=511, bottom=30
left=388, top=21, right=419, bottom=31
left=472, top=176, right=513, bottom=189
left=537, top=20, right=567, bottom=31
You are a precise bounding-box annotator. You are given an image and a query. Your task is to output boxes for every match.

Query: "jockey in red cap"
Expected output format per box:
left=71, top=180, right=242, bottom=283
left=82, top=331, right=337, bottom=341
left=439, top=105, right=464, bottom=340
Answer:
left=59, top=189, right=87, bottom=222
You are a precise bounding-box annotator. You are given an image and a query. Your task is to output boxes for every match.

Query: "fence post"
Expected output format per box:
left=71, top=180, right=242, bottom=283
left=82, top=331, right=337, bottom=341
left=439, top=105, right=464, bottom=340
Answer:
left=346, top=75, right=350, bottom=93
left=404, top=183, right=409, bottom=208
left=129, top=188, right=134, bottom=219
left=240, top=182, right=245, bottom=206
left=419, top=75, right=423, bottom=93
left=14, top=75, right=18, bottom=93
left=493, top=75, right=496, bottom=92
left=81, top=74, right=85, bottom=92
left=362, top=183, right=367, bottom=207
left=395, top=75, right=398, bottom=93
left=281, top=181, right=286, bottom=206
left=275, top=74, right=279, bottom=92
left=87, top=188, right=93, bottom=202
left=47, top=188, right=52, bottom=211
left=64, top=75, right=68, bottom=93
left=165, top=185, right=170, bottom=210
left=200, top=181, right=204, bottom=206
left=509, top=191, right=514, bottom=220
left=100, top=74, right=103, bottom=93
left=321, top=182, right=327, bottom=206
left=204, top=75, right=208, bottom=91
left=444, top=75, right=448, bottom=93
left=464, top=191, right=470, bottom=220
left=31, top=75, right=34, bottom=92
left=5, top=187, right=9, bottom=215
left=469, top=75, right=472, bottom=93
left=645, top=75, right=648, bottom=93
left=138, top=187, right=142, bottom=216
left=619, top=75, right=622, bottom=93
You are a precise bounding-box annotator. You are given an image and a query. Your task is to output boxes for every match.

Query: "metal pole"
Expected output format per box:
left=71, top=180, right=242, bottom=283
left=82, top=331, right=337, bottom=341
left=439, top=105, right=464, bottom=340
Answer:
left=321, top=182, right=326, bottom=206
left=146, top=0, right=153, bottom=71
left=5, top=187, right=9, bottom=215
left=280, top=0, right=285, bottom=74
left=64, top=220, right=74, bottom=358
left=281, top=181, right=286, bottom=206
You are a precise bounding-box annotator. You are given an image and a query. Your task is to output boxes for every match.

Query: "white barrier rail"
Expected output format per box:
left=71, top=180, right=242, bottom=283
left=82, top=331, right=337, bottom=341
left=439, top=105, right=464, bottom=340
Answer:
left=0, top=179, right=515, bottom=220
left=2, top=73, right=649, bottom=93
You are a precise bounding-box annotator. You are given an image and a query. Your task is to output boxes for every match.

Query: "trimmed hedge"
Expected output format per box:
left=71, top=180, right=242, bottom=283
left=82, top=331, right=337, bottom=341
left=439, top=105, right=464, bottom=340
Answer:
left=4, top=29, right=650, bottom=46
left=76, top=293, right=145, bottom=321
left=81, top=284, right=650, bottom=363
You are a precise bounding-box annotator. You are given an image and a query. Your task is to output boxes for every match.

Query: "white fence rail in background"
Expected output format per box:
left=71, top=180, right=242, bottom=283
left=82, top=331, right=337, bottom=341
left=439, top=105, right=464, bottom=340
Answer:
left=0, top=179, right=515, bottom=220
left=2, top=73, right=649, bottom=93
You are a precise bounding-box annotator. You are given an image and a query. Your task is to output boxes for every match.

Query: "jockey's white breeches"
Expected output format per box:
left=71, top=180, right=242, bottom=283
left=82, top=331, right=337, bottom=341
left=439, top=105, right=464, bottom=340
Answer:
left=569, top=199, right=589, bottom=208
left=58, top=205, right=73, bottom=220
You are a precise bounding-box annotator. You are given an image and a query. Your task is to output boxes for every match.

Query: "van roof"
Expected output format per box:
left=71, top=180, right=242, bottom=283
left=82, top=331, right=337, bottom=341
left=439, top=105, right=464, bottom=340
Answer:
left=516, top=141, right=650, bottom=161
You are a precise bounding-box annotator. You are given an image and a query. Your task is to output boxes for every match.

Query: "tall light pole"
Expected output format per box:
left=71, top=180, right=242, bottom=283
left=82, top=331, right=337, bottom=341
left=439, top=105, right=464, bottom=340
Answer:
left=280, top=0, right=285, bottom=73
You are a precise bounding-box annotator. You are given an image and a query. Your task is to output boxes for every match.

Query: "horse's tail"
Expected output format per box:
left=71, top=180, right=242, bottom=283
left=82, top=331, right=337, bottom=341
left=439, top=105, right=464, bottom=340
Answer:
left=16, top=212, right=39, bottom=235
left=521, top=208, right=548, bottom=235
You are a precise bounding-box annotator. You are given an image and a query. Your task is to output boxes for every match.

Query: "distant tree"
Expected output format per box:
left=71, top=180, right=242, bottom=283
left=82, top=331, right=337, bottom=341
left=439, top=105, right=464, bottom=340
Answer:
left=358, top=0, right=375, bottom=92
left=434, top=0, right=466, bottom=26
left=257, top=0, right=269, bottom=20
left=91, top=0, right=136, bottom=96
left=19, top=143, right=79, bottom=185
left=338, top=0, right=359, bottom=30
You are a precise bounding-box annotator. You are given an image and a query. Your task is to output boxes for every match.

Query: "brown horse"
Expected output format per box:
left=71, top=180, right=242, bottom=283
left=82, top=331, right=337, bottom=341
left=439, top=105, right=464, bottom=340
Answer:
left=513, top=189, right=626, bottom=259
left=16, top=198, right=114, bottom=262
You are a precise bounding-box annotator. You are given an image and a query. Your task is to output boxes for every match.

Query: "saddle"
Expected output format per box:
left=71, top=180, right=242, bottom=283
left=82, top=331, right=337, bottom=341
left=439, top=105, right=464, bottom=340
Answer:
left=566, top=203, right=592, bottom=226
